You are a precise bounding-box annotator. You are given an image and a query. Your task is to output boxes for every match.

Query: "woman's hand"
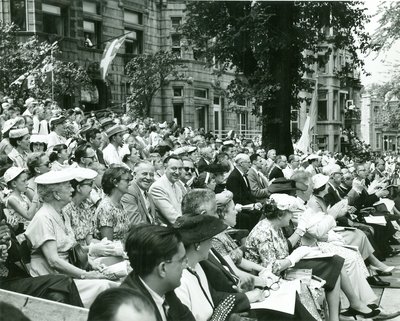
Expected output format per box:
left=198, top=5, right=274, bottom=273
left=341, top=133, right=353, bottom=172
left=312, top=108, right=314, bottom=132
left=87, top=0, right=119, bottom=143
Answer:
left=89, top=242, right=117, bottom=257
left=245, top=288, right=265, bottom=303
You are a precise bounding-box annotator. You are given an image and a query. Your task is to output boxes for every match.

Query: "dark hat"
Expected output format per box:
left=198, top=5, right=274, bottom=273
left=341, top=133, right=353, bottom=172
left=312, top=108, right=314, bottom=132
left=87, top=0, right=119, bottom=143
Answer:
left=99, top=117, right=114, bottom=128
left=174, top=215, right=227, bottom=245
left=268, top=177, right=298, bottom=194
left=50, top=115, right=66, bottom=127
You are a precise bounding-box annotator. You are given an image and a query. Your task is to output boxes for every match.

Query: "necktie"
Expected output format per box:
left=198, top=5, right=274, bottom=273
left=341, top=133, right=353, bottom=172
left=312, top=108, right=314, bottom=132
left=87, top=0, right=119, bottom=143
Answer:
left=162, top=301, right=170, bottom=320
left=243, top=174, right=250, bottom=188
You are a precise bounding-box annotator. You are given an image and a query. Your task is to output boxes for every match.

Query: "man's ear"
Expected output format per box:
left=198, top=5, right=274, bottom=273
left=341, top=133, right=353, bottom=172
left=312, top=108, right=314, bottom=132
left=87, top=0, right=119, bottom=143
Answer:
left=157, top=262, right=167, bottom=278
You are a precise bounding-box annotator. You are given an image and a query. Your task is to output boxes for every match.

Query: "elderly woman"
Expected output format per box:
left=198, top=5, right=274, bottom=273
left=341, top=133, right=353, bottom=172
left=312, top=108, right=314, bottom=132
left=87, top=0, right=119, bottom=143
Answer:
left=307, top=174, right=396, bottom=275
left=174, top=214, right=262, bottom=321
left=245, top=195, right=381, bottom=320
left=213, top=191, right=269, bottom=286
left=26, top=152, right=51, bottom=201
left=24, top=168, right=118, bottom=307
left=8, top=128, right=30, bottom=168
left=95, top=167, right=131, bottom=241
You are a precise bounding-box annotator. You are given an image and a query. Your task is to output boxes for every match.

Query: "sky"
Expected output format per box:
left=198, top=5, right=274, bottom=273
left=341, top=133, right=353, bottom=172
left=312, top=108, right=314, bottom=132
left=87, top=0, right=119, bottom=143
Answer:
left=360, top=0, right=400, bottom=86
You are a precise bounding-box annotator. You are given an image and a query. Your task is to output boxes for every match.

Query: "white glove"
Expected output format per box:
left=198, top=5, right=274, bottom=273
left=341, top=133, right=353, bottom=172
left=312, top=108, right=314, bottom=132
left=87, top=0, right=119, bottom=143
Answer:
left=287, top=246, right=316, bottom=266
left=327, top=199, right=348, bottom=219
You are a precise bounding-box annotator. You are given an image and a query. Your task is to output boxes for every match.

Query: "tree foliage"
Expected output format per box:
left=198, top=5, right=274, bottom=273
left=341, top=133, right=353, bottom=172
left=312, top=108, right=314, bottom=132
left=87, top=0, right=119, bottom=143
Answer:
left=182, top=1, right=370, bottom=154
left=125, top=51, right=183, bottom=118
left=372, top=1, right=400, bottom=51
left=0, top=22, right=93, bottom=105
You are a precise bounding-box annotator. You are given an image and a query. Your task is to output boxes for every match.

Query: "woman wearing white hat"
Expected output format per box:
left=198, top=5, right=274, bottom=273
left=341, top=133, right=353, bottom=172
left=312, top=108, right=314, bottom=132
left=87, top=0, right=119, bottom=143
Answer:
left=24, top=168, right=119, bottom=307
left=3, top=167, right=40, bottom=235
left=7, top=128, right=30, bottom=168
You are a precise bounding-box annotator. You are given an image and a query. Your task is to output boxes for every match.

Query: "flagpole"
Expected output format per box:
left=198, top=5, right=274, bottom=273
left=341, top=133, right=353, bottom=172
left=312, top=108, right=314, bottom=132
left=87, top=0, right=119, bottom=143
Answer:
left=51, top=47, right=54, bottom=101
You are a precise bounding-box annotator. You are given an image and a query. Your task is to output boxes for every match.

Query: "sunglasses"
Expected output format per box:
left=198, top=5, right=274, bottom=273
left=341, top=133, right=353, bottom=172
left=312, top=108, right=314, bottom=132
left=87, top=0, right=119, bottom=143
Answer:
left=183, top=167, right=195, bottom=173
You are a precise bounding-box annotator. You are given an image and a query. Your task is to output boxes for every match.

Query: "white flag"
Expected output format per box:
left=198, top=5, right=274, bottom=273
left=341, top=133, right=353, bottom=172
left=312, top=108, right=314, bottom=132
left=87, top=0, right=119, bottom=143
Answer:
left=100, top=35, right=127, bottom=80
left=27, top=75, right=35, bottom=89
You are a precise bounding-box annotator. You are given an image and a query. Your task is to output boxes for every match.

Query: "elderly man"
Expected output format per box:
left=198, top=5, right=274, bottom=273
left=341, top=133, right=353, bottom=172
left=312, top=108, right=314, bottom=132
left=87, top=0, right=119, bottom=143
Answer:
left=103, top=125, right=126, bottom=167
left=121, top=161, right=156, bottom=225
left=122, top=224, right=195, bottom=321
left=226, top=153, right=261, bottom=230
left=149, top=155, right=186, bottom=225
left=283, top=154, right=301, bottom=179
left=197, top=146, right=214, bottom=173
left=268, top=155, right=287, bottom=180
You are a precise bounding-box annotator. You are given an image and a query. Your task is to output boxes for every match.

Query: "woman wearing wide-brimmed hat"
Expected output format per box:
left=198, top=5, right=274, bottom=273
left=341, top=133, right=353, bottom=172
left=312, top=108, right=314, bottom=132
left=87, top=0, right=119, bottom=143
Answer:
left=24, top=168, right=119, bottom=307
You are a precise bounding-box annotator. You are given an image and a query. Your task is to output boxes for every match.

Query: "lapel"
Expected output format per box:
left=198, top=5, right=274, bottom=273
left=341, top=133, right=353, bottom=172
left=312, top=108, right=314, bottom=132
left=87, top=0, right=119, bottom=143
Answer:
left=132, top=182, right=155, bottom=224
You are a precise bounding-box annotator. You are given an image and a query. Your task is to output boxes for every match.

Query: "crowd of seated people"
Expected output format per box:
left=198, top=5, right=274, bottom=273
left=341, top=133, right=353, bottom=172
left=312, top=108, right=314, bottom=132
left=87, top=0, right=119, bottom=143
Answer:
left=2, top=97, right=400, bottom=320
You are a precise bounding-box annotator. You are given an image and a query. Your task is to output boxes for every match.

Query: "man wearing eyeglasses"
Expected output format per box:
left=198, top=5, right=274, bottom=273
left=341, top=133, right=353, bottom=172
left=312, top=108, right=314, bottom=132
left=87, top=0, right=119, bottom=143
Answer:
left=180, top=158, right=196, bottom=190
left=149, top=155, right=186, bottom=225
left=121, top=161, right=156, bottom=226
left=122, top=224, right=195, bottom=321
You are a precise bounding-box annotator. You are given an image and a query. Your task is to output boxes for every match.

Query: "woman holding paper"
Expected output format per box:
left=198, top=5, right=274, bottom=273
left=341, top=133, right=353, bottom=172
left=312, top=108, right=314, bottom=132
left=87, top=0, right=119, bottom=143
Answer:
left=245, top=195, right=381, bottom=320
left=307, top=174, right=396, bottom=275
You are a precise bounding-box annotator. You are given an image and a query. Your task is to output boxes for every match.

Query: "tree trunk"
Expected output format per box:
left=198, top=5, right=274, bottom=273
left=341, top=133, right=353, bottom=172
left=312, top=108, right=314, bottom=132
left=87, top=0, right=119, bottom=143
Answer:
left=261, top=2, right=295, bottom=156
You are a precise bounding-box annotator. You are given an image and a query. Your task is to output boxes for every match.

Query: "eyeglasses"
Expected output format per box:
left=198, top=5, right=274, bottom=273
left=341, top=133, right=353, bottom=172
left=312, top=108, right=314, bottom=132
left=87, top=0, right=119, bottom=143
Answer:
left=258, top=277, right=281, bottom=298
left=183, top=167, right=195, bottom=173
left=80, top=181, right=94, bottom=187
left=165, top=256, right=188, bottom=268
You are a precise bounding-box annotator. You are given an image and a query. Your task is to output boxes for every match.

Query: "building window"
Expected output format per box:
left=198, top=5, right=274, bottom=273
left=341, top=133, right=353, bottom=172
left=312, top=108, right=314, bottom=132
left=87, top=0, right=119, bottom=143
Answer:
left=173, top=87, right=183, bottom=97
left=42, top=3, right=67, bottom=36
left=332, top=90, right=338, bottom=120
left=318, top=91, right=328, bottom=121
left=213, top=96, right=220, bottom=105
left=83, top=20, right=101, bottom=48
left=125, top=29, right=143, bottom=54
left=171, top=34, right=181, bottom=58
left=173, top=104, right=183, bottom=126
left=10, top=0, right=26, bottom=31
left=124, top=10, right=142, bottom=25
left=171, top=17, right=182, bottom=30
left=376, top=133, right=381, bottom=149
left=194, top=88, right=208, bottom=99
left=238, top=112, right=248, bottom=132
left=318, top=55, right=328, bottom=74
left=83, top=1, right=99, bottom=14
left=236, top=98, right=246, bottom=107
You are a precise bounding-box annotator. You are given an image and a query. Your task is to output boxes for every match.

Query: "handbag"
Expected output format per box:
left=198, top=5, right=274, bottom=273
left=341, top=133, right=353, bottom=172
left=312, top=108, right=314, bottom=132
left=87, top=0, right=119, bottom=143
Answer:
left=68, top=244, right=90, bottom=271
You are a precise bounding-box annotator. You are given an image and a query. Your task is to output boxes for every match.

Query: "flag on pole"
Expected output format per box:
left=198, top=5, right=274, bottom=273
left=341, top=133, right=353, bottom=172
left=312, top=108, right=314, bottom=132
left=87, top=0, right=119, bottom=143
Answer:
left=295, top=116, right=311, bottom=154
left=100, top=35, right=127, bottom=81
left=27, top=75, right=35, bottom=89
left=309, top=78, right=318, bottom=133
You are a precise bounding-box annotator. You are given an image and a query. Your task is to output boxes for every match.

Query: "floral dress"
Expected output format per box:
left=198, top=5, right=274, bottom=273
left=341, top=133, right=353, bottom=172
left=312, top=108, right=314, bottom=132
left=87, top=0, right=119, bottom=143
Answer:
left=62, top=200, right=95, bottom=246
left=95, top=196, right=129, bottom=241
left=245, top=219, right=289, bottom=273
left=212, top=232, right=243, bottom=265
left=4, top=193, right=31, bottom=230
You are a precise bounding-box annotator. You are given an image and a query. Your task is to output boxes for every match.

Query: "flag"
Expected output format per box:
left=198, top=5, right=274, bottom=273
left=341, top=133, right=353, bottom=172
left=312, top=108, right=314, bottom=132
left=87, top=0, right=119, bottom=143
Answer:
left=100, top=35, right=127, bottom=80
left=41, top=62, right=54, bottom=84
left=27, top=75, right=35, bottom=89
left=10, top=72, right=28, bottom=87
left=309, top=78, right=318, bottom=133
left=295, top=116, right=311, bottom=154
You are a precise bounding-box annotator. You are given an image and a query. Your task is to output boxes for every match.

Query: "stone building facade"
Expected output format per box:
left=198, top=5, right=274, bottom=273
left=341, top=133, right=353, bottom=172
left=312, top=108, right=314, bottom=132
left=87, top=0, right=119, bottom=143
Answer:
left=0, top=0, right=260, bottom=137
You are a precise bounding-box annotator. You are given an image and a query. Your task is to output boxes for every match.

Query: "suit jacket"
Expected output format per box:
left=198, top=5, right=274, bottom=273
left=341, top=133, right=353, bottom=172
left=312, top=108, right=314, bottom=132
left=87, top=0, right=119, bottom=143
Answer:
left=149, top=175, right=185, bottom=225
left=95, top=148, right=105, bottom=165
left=200, top=248, right=239, bottom=293
left=247, top=167, right=269, bottom=202
left=121, top=272, right=195, bottom=321
left=324, top=183, right=342, bottom=207
left=226, top=168, right=256, bottom=205
left=268, top=165, right=284, bottom=180
left=121, top=181, right=156, bottom=225
left=197, top=157, right=210, bottom=173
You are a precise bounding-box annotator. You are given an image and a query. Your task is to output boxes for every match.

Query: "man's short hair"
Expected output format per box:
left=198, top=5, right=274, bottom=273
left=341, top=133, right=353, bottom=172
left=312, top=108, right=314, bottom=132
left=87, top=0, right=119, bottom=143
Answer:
left=125, top=224, right=182, bottom=276
left=85, top=128, right=101, bottom=142
left=250, top=153, right=260, bottom=163
left=288, top=154, right=296, bottom=163
left=181, top=188, right=216, bottom=216
left=88, top=287, right=155, bottom=321
left=162, top=154, right=181, bottom=166
left=275, top=155, right=286, bottom=163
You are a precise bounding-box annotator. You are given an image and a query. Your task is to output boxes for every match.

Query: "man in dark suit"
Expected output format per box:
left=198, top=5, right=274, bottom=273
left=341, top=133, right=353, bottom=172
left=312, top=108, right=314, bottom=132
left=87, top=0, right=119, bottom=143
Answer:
left=121, top=161, right=156, bottom=225
left=122, top=225, right=195, bottom=321
left=268, top=155, right=287, bottom=180
left=86, top=128, right=105, bottom=165
left=226, top=153, right=262, bottom=230
left=197, top=146, right=214, bottom=173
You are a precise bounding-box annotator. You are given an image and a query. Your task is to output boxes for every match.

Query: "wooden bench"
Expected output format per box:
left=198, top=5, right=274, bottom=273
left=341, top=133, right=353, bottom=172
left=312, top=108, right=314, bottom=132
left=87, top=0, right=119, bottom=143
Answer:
left=0, top=289, right=88, bottom=321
